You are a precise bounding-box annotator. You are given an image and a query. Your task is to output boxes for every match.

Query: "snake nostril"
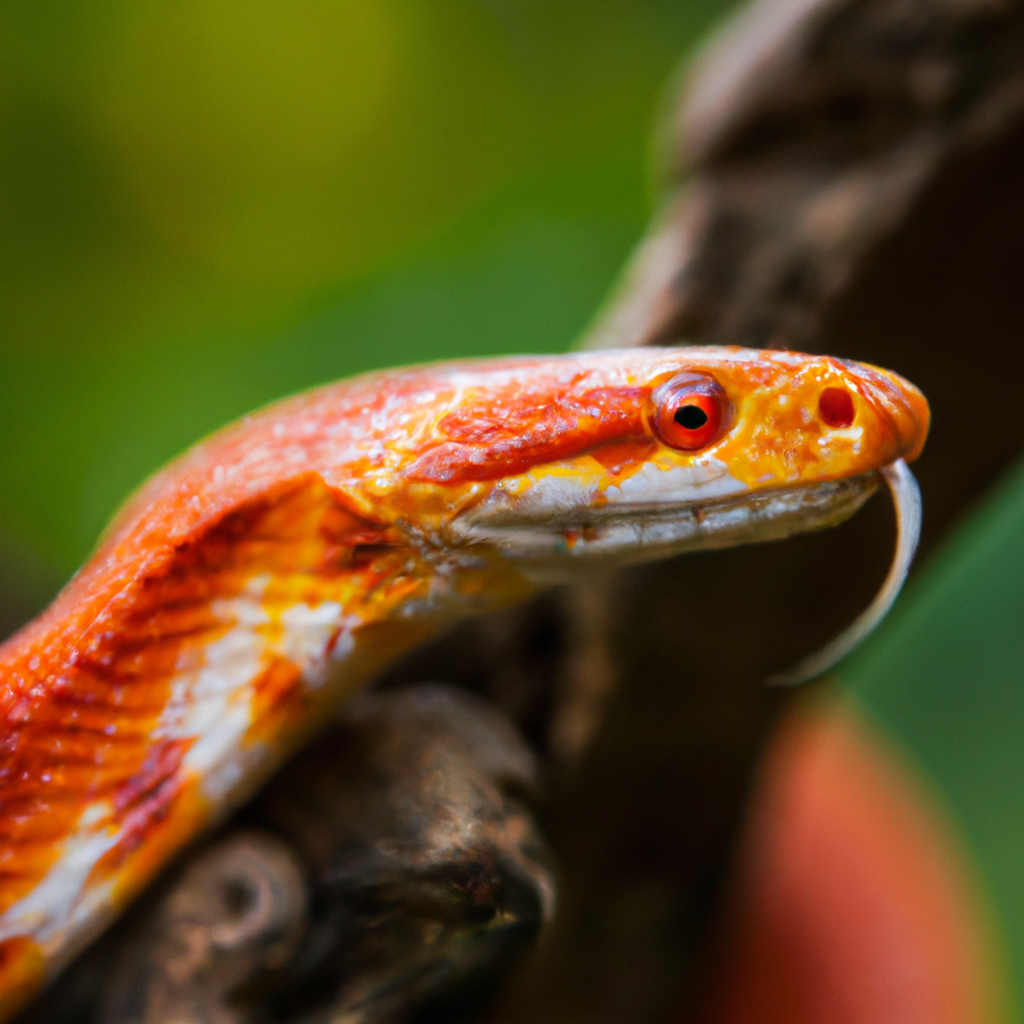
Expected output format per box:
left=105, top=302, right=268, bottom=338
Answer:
left=819, top=387, right=855, bottom=428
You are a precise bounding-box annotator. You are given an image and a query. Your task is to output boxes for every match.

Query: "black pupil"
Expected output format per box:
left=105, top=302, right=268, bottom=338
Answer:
left=674, top=404, right=708, bottom=430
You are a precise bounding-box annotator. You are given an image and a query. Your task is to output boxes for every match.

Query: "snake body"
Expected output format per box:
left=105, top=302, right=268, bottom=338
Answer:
left=0, top=346, right=927, bottom=1016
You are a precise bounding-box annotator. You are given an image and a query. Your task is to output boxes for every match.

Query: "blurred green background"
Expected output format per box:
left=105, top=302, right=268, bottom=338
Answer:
left=0, top=0, right=733, bottom=584
left=3, top=0, right=1024, bottom=1019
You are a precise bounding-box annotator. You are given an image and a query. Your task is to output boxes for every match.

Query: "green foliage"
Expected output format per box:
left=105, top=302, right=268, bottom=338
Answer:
left=0, top=0, right=736, bottom=577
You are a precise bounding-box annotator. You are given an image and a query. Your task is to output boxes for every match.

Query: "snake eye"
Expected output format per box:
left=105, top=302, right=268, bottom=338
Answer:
left=651, top=374, right=728, bottom=451
left=819, top=387, right=855, bottom=428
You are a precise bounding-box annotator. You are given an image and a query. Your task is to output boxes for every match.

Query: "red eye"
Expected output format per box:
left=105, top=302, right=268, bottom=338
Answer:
left=651, top=374, right=728, bottom=451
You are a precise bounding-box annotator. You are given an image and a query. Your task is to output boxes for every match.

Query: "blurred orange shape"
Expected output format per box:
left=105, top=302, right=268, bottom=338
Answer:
left=695, top=697, right=1005, bottom=1024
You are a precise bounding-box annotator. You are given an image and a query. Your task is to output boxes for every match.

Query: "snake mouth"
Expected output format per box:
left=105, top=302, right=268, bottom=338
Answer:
left=450, top=460, right=921, bottom=686
left=448, top=471, right=880, bottom=574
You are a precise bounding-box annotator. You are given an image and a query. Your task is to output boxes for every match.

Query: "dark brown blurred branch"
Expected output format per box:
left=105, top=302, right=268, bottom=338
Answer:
left=587, top=0, right=1024, bottom=351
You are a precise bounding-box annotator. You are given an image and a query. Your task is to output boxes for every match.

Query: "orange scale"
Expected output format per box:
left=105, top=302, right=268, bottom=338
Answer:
left=99, top=785, right=205, bottom=903
left=0, top=847, right=26, bottom=868
left=0, top=842, right=63, bottom=872
left=49, top=693, right=160, bottom=727
left=0, top=774, right=80, bottom=810
left=108, top=646, right=193, bottom=684
left=48, top=682, right=131, bottom=714
left=47, top=762, right=121, bottom=794
left=133, top=592, right=222, bottom=622
left=0, top=937, right=43, bottom=1021
left=112, top=740, right=189, bottom=816
left=245, top=657, right=308, bottom=748
left=0, top=814, right=73, bottom=851
left=43, top=669, right=105, bottom=699
left=112, top=614, right=210, bottom=647
left=92, top=781, right=192, bottom=883
left=19, top=734, right=90, bottom=762
left=35, top=725, right=116, bottom=753
left=589, top=438, right=659, bottom=475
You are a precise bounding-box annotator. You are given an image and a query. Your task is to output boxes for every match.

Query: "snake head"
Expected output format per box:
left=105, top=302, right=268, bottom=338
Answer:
left=358, top=348, right=928, bottom=572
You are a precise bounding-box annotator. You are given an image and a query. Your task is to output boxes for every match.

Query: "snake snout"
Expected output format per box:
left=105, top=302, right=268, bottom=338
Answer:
left=844, top=361, right=930, bottom=465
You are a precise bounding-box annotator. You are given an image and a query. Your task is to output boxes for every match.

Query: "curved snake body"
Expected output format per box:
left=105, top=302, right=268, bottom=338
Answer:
left=0, top=347, right=928, bottom=1016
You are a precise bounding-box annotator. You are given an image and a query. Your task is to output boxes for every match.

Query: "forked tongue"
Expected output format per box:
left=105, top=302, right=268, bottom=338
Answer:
left=767, top=459, right=922, bottom=686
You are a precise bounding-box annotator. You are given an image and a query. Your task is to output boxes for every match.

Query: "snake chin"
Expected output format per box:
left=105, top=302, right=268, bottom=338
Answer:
left=447, top=472, right=880, bottom=580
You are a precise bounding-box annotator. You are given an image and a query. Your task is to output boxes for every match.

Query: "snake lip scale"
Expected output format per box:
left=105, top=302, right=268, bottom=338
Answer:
left=0, top=346, right=928, bottom=1017
left=450, top=472, right=880, bottom=570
